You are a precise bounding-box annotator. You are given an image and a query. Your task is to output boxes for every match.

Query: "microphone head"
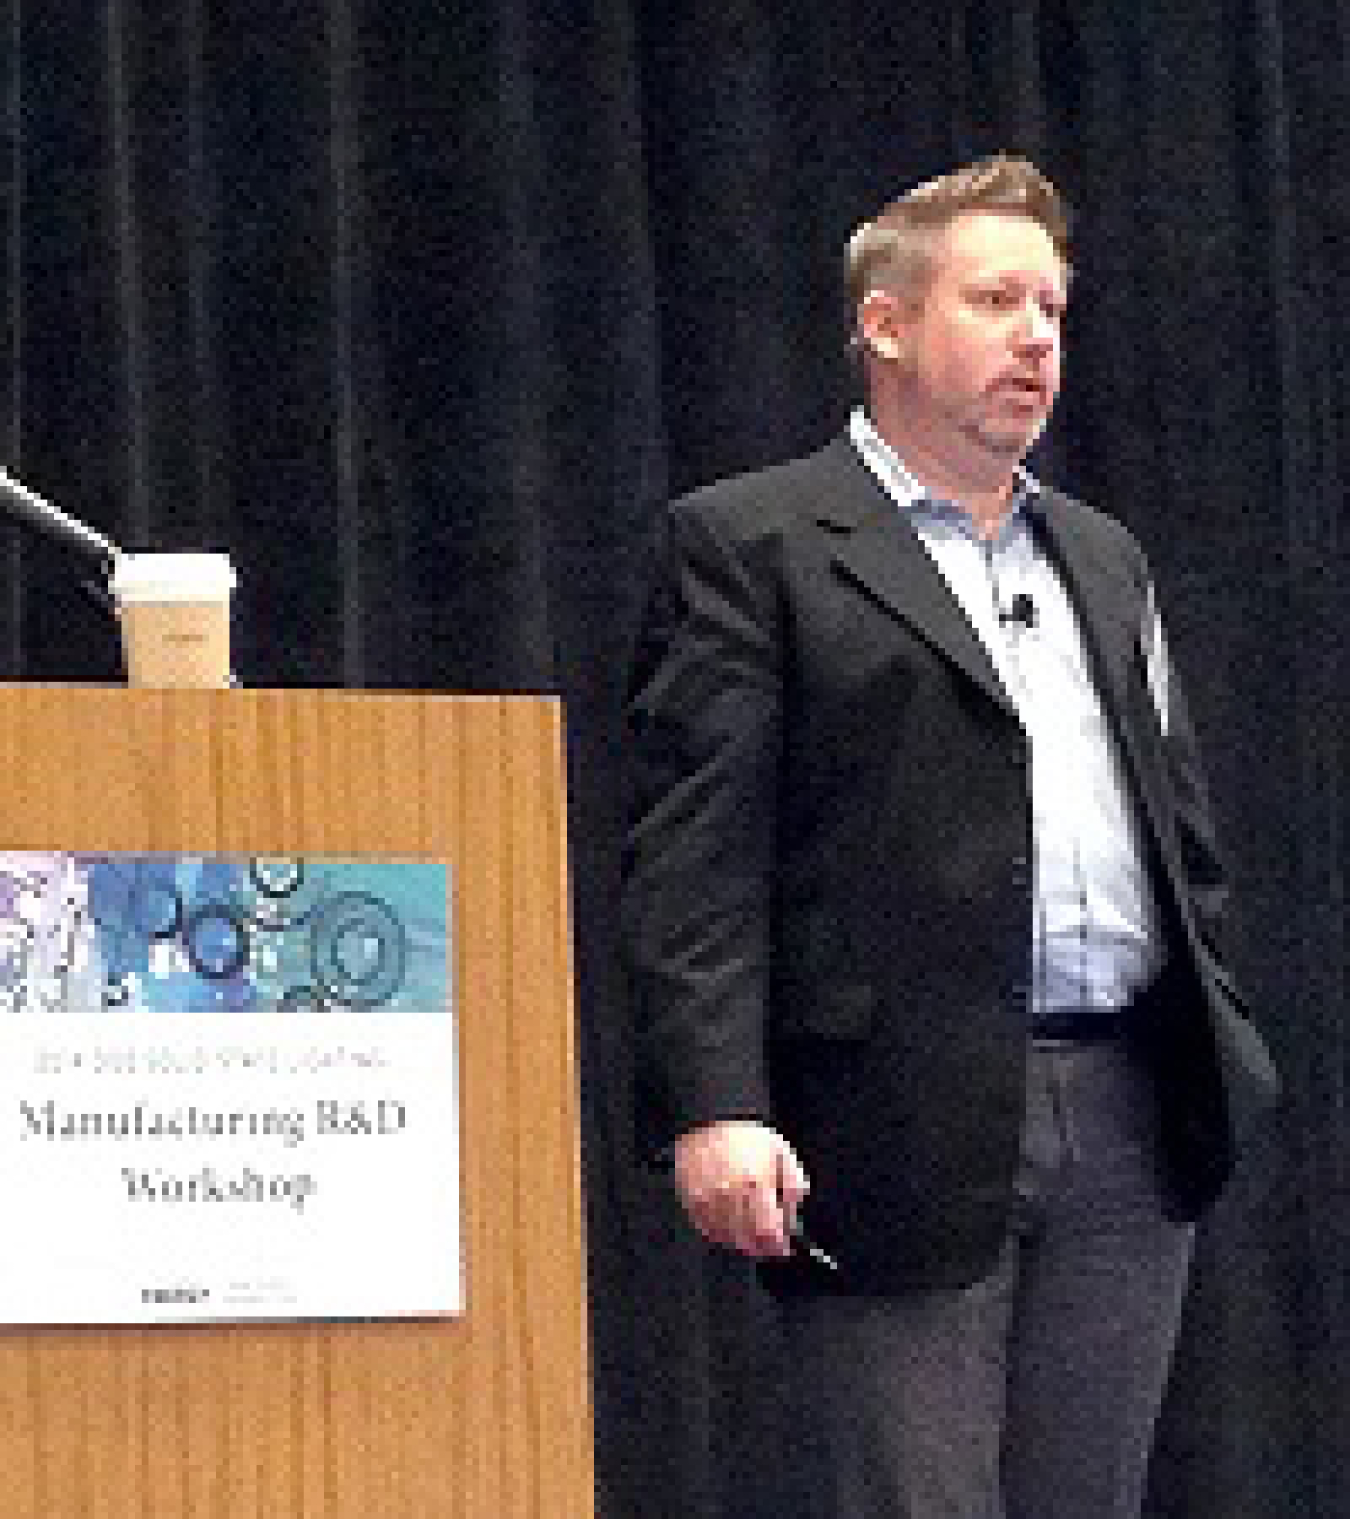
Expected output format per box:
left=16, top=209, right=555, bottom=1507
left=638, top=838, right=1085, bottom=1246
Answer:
left=1003, top=593, right=1037, bottom=628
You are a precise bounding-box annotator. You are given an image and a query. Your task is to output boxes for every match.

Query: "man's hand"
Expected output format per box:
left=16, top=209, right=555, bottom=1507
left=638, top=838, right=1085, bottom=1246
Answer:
left=672, top=1120, right=808, bottom=1259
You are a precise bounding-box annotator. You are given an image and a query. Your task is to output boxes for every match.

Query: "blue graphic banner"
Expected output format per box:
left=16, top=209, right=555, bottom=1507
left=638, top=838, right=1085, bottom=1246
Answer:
left=0, top=853, right=448, bottom=1014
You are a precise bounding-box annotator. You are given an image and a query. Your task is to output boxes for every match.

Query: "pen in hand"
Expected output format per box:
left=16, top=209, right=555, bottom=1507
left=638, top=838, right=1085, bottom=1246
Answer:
left=789, top=1213, right=839, bottom=1272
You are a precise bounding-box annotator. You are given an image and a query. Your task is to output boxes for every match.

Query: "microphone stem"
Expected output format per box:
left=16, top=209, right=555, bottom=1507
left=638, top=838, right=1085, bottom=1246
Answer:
left=0, top=467, right=121, bottom=565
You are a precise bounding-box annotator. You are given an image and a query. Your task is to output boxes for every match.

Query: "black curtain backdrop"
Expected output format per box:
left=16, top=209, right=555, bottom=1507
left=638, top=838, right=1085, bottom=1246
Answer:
left=3, top=4, right=1347, bottom=1515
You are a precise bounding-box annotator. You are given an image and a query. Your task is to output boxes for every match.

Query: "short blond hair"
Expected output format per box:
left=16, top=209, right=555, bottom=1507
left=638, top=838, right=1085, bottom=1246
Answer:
left=845, top=154, right=1071, bottom=311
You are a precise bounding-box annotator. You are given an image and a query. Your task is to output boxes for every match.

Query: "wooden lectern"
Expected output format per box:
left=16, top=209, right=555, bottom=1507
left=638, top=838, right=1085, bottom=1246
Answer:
left=0, top=687, right=593, bottom=1518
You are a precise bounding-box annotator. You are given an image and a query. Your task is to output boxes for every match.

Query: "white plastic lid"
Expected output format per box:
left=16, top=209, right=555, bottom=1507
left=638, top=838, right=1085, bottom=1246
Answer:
left=110, top=551, right=237, bottom=604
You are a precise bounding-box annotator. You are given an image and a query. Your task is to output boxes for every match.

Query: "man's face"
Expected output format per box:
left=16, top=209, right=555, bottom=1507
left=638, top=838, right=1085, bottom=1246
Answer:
left=881, top=210, right=1067, bottom=463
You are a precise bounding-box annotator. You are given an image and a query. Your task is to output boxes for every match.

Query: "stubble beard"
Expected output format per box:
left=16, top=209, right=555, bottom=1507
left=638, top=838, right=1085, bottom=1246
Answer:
left=961, top=408, right=1047, bottom=467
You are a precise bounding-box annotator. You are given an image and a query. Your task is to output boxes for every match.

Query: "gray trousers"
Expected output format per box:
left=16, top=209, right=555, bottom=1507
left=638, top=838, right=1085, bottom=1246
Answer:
left=779, top=1040, right=1195, bottom=1519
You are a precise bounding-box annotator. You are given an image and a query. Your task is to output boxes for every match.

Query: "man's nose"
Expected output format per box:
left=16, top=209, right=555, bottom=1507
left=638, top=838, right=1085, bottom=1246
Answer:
left=1015, top=302, right=1057, bottom=350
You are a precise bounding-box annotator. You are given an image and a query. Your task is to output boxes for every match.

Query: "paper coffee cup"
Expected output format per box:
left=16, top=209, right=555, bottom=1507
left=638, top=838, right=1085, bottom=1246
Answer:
left=110, top=552, right=236, bottom=688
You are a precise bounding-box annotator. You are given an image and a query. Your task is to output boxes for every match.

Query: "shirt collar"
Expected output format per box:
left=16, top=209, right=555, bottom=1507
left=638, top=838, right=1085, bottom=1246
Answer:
left=848, top=405, right=1040, bottom=541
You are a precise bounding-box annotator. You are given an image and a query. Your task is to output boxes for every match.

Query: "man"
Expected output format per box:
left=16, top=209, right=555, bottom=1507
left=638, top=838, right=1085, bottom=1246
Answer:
left=620, top=156, right=1278, bottom=1518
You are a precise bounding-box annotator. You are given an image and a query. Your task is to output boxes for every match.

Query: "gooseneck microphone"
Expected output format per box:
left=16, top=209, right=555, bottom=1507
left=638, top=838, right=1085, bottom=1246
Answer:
left=999, top=592, right=1038, bottom=629
left=0, top=466, right=120, bottom=565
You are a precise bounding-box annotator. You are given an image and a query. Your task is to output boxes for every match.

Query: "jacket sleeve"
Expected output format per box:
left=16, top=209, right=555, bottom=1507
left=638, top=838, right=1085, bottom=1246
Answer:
left=619, top=496, right=783, bottom=1161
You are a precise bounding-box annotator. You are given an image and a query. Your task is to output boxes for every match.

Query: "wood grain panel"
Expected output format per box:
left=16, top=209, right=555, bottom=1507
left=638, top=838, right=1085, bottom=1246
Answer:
left=0, top=687, right=593, bottom=1517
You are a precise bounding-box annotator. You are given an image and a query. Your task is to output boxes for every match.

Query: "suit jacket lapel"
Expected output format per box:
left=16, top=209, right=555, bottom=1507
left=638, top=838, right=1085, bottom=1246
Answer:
left=814, top=441, right=1017, bottom=718
left=813, top=439, right=1170, bottom=854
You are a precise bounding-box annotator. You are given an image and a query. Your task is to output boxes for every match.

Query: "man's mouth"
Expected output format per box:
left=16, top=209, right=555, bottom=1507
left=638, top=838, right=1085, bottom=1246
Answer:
left=994, top=375, right=1049, bottom=406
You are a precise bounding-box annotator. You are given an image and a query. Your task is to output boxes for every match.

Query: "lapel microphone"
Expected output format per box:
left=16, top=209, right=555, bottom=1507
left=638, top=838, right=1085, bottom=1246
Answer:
left=999, top=592, right=1038, bottom=629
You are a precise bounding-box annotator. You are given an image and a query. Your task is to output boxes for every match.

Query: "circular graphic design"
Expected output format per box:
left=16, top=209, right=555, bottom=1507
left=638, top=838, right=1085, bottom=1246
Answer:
left=247, top=858, right=322, bottom=932
left=184, top=904, right=250, bottom=981
left=309, top=893, right=407, bottom=1009
left=250, top=858, right=305, bottom=899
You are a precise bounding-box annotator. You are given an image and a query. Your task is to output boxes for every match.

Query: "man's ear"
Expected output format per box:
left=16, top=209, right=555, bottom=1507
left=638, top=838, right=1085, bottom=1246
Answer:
left=857, top=289, right=916, bottom=364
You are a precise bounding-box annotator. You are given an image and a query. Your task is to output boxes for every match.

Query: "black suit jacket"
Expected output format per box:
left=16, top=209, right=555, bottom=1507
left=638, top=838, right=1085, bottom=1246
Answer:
left=621, top=435, right=1278, bottom=1294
